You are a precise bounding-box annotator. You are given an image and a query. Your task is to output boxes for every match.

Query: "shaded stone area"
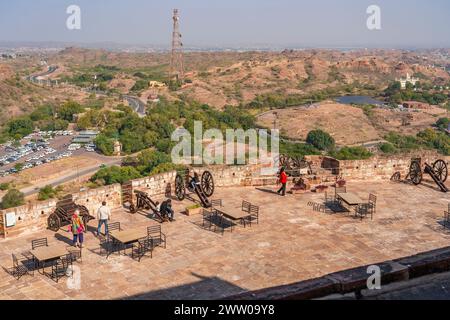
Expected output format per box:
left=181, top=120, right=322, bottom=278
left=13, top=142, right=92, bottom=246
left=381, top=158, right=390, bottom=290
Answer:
left=324, top=271, right=450, bottom=300
left=0, top=180, right=449, bottom=300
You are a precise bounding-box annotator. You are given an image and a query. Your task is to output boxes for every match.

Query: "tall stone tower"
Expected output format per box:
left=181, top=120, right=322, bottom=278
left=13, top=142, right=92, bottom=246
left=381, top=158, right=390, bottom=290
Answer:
left=169, top=9, right=185, bottom=82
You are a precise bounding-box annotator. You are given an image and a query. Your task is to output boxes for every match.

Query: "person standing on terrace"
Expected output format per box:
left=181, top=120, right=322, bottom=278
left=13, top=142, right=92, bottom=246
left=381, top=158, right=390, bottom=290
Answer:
left=277, top=167, right=288, bottom=196
left=71, top=209, right=85, bottom=248
left=96, top=201, right=111, bottom=236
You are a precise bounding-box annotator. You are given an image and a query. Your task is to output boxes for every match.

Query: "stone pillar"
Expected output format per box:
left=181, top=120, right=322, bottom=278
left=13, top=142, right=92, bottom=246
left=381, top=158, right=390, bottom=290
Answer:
left=113, top=140, right=122, bottom=156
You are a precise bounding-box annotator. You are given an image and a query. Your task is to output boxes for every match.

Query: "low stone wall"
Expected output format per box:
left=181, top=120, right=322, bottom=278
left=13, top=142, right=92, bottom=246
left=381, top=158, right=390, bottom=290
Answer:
left=339, top=152, right=448, bottom=181
left=0, top=184, right=122, bottom=239
left=131, top=164, right=278, bottom=198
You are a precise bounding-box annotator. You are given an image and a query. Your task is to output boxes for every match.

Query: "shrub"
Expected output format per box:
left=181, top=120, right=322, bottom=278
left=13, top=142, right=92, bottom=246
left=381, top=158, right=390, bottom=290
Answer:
left=1, top=189, right=25, bottom=209
left=436, top=118, right=450, bottom=130
left=379, top=142, right=397, bottom=154
left=131, top=80, right=149, bottom=92
left=280, top=141, right=320, bottom=158
left=330, top=146, right=373, bottom=160
left=14, top=163, right=24, bottom=171
left=150, top=163, right=185, bottom=175
left=0, top=183, right=10, bottom=191
left=38, top=185, right=58, bottom=201
left=306, top=130, right=335, bottom=151
left=417, top=129, right=450, bottom=156
left=90, top=166, right=142, bottom=185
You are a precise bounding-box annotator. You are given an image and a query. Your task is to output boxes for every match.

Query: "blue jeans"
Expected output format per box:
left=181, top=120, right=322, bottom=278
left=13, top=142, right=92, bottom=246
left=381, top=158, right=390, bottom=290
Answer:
left=73, top=233, right=84, bottom=245
left=97, top=219, right=108, bottom=235
left=166, top=208, right=174, bottom=220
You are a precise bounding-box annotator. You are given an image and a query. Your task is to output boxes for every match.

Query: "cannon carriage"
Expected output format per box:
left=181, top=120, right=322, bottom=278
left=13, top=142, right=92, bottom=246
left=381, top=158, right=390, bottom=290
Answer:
left=407, top=158, right=448, bottom=192
left=47, top=195, right=95, bottom=232
left=130, top=190, right=170, bottom=223
left=174, top=169, right=215, bottom=208
left=279, top=154, right=312, bottom=177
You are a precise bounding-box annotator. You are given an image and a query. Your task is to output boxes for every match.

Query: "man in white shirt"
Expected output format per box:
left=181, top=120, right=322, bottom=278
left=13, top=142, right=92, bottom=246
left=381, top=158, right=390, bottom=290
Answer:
left=97, top=201, right=111, bottom=236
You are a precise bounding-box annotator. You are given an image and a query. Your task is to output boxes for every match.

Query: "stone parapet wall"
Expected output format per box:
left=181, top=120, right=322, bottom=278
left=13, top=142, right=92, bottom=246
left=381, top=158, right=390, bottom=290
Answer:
left=131, top=164, right=277, bottom=198
left=0, top=184, right=122, bottom=239
left=340, top=152, right=448, bottom=181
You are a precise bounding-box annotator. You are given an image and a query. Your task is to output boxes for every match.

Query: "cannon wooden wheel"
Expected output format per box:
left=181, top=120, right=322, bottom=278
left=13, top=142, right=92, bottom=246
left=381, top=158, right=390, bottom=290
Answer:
left=47, top=213, right=61, bottom=232
left=201, top=171, right=215, bottom=197
left=390, top=172, right=401, bottom=182
left=175, top=174, right=186, bottom=201
left=433, top=160, right=448, bottom=183
left=409, top=161, right=423, bottom=185
left=279, top=155, right=288, bottom=168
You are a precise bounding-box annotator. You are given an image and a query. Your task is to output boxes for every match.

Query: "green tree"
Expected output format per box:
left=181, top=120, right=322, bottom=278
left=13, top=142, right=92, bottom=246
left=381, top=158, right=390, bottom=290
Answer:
left=6, top=117, right=34, bottom=138
left=306, top=130, right=335, bottom=151
left=57, top=101, right=84, bottom=122
left=94, top=134, right=115, bottom=156
left=30, top=105, right=54, bottom=121
left=136, top=150, right=171, bottom=175
left=90, top=166, right=142, bottom=185
left=131, top=80, right=149, bottom=92
left=1, top=189, right=25, bottom=209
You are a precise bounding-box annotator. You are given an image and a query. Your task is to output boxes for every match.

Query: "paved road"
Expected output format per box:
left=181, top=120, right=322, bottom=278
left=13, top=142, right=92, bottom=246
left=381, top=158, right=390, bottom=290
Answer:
left=123, top=95, right=147, bottom=117
left=27, top=65, right=58, bottom=82
left=20, top=157, right=123, bottom=197
left=26, top=65, right=147, bottom=117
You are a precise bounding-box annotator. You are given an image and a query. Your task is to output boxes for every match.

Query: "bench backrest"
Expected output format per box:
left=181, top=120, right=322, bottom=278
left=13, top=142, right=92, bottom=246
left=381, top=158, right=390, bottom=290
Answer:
left=32, top=238, right=48, bottom=250
left=211, top=199, right=222, bottom=207
left=242, top=201, right=259, bottom=214
left=147, top=225, right=162, bottom=238
left=108, top=222, right=121, bottom=233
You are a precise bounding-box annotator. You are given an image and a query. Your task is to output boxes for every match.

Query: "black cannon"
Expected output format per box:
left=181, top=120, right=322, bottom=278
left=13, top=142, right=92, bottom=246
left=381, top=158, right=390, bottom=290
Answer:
left=408, top=158, right=448, bottom=192
left=130, top=190, right=170, bottom=223
left=47, top=195, right=95, bottom=232
left=175, top=169, right=214, bottom=208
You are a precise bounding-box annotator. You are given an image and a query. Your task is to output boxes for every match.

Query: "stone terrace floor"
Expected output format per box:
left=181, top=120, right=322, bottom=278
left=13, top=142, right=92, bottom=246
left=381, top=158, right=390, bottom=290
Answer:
left=0, top=180, right=449, bottom=300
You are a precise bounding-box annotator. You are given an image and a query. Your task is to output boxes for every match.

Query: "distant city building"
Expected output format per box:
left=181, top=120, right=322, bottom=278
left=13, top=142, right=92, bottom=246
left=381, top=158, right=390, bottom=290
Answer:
left=1, top=53, right=17, bottom=60
left=396, top=73, right=419, bottom=89
left=402, top=101, right=431, bottom=109
left=149, top=81, right=166, bottom=88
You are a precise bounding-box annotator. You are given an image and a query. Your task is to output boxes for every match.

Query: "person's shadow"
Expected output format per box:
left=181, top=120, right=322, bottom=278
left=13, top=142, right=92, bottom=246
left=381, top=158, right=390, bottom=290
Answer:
left=255, top=187, right=279, bottom=195
left=54, top=233, right=74, bottom=246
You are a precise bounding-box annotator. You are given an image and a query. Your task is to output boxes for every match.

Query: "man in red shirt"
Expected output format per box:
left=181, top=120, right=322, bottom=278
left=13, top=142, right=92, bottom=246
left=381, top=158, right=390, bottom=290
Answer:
left=277, top=167, right=288, bottom=196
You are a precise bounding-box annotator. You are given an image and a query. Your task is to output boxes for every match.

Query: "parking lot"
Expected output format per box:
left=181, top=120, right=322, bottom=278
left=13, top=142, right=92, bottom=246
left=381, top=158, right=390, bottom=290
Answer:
left=0, top=131, right=97, bottom=178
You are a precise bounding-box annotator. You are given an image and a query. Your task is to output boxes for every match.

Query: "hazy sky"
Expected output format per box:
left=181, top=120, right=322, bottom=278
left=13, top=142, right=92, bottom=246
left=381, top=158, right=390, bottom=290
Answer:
left=0, top=0, right=449, bottom=48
